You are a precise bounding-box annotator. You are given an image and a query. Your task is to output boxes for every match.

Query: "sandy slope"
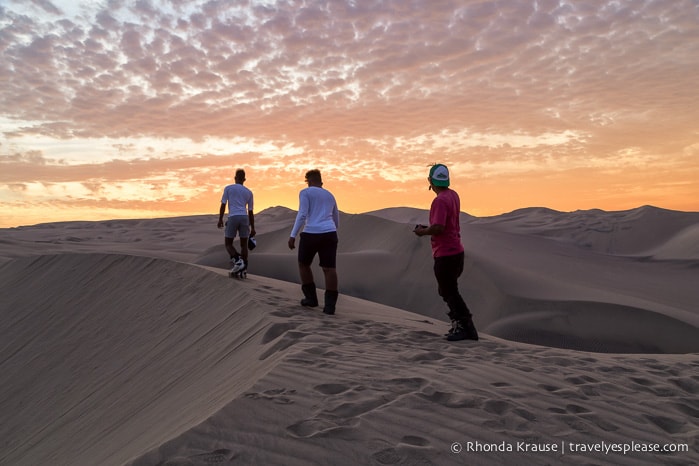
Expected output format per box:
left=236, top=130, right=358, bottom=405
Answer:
left=0, top=206, right=697, bottom=465
left=0, top=253, right=697, bottom=466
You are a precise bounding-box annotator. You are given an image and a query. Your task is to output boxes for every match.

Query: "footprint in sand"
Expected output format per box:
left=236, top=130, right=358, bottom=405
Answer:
left=400, top=435, right=430, bottom=447
left=417, top=390, right=481, bottom=409
left=491, top=382, right=512, bottom=388
left=291, top=379, right=431, bottom=441
left=597, top=364, right=637, bottom=375
left=564, top=375, right=600, bottom=385
left=270, top=308, right=296, bottom=318
left=400, top=351, right=445, bottom=363
left=580, top=414, right=619, bottom=432
left=628, top=377, right=680, bottom=397
left=554, top=414, right=595, bottom=434
left=541, top=384, right=590, bottom=400
left=668, top=377, right=699, bottom=394
left=483, top=399, right=512, bottom=415
left=256, top=284, right=276, bottom=294
left=512, top=407, right=537, bottom=421
left=565, top=403, right=591, bottom=414
left=369, top=445, right=432, bottom=465
left=314, top=383, right=351, bottom=395
left=286, top=417, right=360, bottom=438
left=261, top=322, right=297, bottom=343
left=669, top=401, right=699, bottom=418
left=188, top=448, right=233, bottom=464
left=371, top=447, right=402, bottom=464
left=538, top=383, right=562, bottom=393
left=629, top=376, right=655, bottom=386
left=245, top=388, right=297, bottom=404
left=644, top=414, right=688, bottom=434
left=259, top=328, right=310, bottom=360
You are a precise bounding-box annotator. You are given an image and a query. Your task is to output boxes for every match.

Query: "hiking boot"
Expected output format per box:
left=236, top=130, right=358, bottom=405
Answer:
left=446, top=319, right=479, bottom=341
left=301, top=283, right=319, bottom=307
left=323, top=290, right=339, bottom=315
left=445, top=320, right=458, bottom=337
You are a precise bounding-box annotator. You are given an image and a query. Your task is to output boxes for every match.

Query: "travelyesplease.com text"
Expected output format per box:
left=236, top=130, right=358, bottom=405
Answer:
left=452, top=440, right=690, bottom=455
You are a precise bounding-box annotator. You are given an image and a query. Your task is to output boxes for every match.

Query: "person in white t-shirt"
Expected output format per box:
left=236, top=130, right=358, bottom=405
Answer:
left=218, top=169, right=256, bottom=273
left=288, top=169, right=340, bottom=314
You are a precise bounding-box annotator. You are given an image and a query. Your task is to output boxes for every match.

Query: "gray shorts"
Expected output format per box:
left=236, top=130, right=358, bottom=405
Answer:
left=225, top=215, right=250, bottom=239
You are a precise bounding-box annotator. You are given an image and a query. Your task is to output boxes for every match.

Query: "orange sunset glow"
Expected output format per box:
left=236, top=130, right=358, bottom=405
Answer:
left=1, top=0, right=698, bottom=228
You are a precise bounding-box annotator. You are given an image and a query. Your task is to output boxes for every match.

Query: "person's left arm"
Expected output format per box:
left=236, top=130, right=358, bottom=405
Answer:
left=248, top=191, right=256, bottom=237
left=248, top=210, right=256, bottom=237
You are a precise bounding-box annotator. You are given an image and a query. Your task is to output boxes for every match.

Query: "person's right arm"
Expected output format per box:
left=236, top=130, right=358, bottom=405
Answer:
left=289, top=190, right=309, bottom=249
left=218, top=202, right=226, bottom=228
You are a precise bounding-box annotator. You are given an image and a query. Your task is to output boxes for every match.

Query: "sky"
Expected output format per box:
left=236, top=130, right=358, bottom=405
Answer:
left=1, top=0, right=698, bottom=228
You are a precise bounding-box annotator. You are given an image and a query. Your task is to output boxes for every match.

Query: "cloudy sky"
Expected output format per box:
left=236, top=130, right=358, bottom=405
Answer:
left=1, top=0, right=697, bottom=227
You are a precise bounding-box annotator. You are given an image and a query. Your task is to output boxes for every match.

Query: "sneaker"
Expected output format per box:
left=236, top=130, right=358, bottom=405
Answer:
left=446, top=321, right=479, bottom=342
left=231, top=258, right=245, bottom=273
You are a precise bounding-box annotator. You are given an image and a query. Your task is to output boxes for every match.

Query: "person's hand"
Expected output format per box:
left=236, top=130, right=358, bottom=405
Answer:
left=250, top=228, right=256, bottom=238
left=217, top=219, right=224, bottom=229
left=288, top=237, right=296, bottom=250
left=413, top=224, right=427, bottom=236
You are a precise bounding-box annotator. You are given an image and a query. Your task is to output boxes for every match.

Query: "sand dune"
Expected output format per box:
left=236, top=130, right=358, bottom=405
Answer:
left=201, top=205, right=699, bottom=353
left=474, top=206, right=699, bottom=256
left=0, top=254, right=281, bottom=465
left=3, top=206, right=698, bottom=353
left=0, top=206, right=697, bottom=465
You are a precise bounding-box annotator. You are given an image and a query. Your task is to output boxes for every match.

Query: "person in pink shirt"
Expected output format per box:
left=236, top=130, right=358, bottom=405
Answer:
left=414, top=164, right=479, bottom=341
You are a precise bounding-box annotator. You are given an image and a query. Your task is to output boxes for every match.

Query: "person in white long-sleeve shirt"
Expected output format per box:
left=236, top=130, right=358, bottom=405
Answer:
left=288, top=169, right=340, bottom=314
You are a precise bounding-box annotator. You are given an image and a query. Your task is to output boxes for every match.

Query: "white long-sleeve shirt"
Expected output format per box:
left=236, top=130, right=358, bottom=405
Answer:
left=290, top=186, right=339, bottom=237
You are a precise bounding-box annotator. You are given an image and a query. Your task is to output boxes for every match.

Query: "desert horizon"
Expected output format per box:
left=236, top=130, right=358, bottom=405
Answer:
left=5, top=201, right=698, bottom=229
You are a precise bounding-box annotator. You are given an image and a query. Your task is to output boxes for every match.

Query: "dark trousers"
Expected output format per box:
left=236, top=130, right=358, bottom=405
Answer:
left=433, top=252, right=472, bottom=323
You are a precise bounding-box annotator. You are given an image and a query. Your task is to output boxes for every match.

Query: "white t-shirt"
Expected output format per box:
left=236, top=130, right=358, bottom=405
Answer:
left=221, top=183, right=254, bottom=217
left=290, top=187, right=339, bottom=237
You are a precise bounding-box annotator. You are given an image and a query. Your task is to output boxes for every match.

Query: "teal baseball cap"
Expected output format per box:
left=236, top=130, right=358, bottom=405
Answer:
left=428, top=163, right=450, bottom=187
